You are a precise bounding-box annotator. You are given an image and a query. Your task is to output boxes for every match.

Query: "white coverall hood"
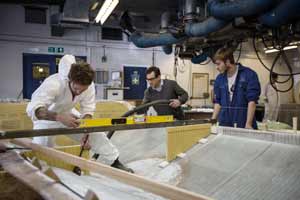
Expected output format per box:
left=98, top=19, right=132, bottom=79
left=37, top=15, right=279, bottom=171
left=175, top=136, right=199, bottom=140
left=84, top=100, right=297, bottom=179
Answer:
left=58, top=54, right=76, bottom=79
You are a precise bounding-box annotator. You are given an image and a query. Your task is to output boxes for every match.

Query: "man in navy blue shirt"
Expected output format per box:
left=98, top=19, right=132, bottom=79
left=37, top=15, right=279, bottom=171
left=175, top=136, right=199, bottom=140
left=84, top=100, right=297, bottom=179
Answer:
left=211, top=47, right=261, bottom=129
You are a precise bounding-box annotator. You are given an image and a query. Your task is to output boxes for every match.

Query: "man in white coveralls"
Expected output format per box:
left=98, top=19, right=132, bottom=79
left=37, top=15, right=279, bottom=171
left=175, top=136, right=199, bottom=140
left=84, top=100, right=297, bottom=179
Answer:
left=27, top=54, right=133, bottom=173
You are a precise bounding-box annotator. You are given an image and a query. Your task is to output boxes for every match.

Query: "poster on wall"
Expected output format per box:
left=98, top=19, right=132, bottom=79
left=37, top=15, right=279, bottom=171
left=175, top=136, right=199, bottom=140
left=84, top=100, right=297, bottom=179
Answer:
left=123, top=66, right=147, bottom=100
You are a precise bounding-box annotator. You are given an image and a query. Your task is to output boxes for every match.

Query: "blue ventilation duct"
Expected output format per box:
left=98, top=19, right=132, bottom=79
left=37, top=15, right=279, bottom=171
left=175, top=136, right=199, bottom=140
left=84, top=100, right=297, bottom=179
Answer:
left=191, top=45, right=222, bottom=64
left=259, top=0, right=300, bottom=27
left=129, top=17, right=229, bottom=48
left=185, top=17, right=230, bottom=37
left=208, top=0, right=278, bottom=20
left=129, top=0, right=230, bottom=48
left=191, top=53, right=208, bottom=64
left=162, top=45, right=173, bottom=55
left=128, top=0, right=295, bottom=49
left=183, top=0, right=230, bottom=38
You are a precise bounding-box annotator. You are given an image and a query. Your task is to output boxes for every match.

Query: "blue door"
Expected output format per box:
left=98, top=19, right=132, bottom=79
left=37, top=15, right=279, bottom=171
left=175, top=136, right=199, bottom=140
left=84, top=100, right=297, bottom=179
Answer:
left=123, top=66, right=147, bottom=100
left=23, top=54, right=86, bottom=99
left=23, top=54, right=57, bottom=99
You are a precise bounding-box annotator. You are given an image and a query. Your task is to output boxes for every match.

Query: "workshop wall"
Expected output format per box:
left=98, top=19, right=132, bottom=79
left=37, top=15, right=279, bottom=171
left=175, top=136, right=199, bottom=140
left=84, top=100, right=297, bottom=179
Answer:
left=0, top=4, right=299, bottom=107
left=0, top=4, right=173, bottom=100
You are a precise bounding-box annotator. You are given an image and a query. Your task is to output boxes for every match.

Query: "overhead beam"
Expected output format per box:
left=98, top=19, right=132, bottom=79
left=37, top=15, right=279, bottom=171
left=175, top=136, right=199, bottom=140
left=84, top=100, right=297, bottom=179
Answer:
left=12, top=138, right=213, bottom=200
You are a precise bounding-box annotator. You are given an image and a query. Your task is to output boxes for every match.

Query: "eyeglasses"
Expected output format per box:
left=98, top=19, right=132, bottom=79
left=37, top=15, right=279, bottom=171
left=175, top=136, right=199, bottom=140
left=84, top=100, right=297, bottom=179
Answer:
left=146, top=77, right=157, bottom=81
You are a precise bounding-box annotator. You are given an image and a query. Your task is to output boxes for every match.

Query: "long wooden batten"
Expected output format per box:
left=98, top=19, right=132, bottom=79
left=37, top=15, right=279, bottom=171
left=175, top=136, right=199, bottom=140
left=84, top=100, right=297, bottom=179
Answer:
left=11, top=138, right=213, bottom=200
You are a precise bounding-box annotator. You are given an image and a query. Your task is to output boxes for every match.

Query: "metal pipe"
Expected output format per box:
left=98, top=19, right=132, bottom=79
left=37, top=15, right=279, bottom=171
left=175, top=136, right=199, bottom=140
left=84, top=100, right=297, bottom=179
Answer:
left=184, top=0, right=197, bottom=22
left=161, top=12, right=174, bottom=55
left=161, top=12, right=172, bottom=29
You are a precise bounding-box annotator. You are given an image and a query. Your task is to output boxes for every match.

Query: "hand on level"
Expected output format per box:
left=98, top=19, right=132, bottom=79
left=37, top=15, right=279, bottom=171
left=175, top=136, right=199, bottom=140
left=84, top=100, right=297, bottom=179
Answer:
left=169, top=99, right=181, bottom=108
left=56, top=113, right=80, bottom=128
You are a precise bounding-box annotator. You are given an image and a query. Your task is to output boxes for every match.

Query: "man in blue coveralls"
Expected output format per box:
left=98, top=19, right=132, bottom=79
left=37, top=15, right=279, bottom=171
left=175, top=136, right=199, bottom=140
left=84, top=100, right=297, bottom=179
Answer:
left=211, top=47, right=261, bottom=129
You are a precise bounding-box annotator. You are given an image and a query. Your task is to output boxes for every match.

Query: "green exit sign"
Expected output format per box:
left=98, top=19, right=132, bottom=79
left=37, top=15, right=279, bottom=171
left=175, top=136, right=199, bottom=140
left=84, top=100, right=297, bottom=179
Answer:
left=48, top=47, right=55, bottom=53
left=48, top=47, right=64, bottom=53
left=57, top=47, right=64, bottom=53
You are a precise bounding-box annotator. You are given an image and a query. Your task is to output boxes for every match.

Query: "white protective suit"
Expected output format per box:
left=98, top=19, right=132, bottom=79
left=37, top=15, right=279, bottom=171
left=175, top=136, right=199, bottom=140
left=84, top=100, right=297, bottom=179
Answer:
left=26, top=54, right=119, bottom=165
left=263, top=82, right=280, bottom=122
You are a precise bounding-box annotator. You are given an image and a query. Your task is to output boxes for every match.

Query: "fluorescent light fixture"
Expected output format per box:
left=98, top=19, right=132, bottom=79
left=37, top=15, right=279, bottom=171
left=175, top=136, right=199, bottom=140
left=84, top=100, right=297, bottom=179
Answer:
left=95, top=0, right=119, bottom=25
left=264, top=45, right=298, bottom=54
left=264, top=41, right=300, bottom=54
left=283, top=45, right=298, bottom=50
left=91, top=2, right=99, bottom=11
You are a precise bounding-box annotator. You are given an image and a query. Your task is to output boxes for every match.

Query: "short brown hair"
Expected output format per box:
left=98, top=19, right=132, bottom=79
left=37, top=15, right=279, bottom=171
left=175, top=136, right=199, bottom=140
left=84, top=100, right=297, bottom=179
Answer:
left=68, top=62, right=95, bottom=85
left=213, top=47, right=235, bottom=64
left=146, top=66, right=161, bottom=77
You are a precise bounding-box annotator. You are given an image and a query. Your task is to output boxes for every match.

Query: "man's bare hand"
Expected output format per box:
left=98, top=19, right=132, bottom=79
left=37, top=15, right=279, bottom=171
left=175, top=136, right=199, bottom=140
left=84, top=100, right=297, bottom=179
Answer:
left=56, top=113, right=80, bottom=128
left=169, top=99, right=181, bottom=108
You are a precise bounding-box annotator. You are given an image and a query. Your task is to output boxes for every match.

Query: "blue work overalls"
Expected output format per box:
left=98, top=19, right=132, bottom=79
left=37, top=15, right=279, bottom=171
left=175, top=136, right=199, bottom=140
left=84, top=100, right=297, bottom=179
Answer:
left=214, top=64, right=261, bottom=129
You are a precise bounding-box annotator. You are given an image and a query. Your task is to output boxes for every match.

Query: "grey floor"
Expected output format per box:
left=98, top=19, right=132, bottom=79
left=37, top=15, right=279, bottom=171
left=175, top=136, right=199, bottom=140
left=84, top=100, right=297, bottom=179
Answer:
left=111, top=128, right=300, bottom=200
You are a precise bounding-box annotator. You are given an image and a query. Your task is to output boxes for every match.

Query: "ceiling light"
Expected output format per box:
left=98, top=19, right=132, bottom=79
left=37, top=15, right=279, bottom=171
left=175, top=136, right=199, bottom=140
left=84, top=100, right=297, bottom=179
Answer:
left=91, top=2, right=99, bottom=11
left=95, top=0, right=119, bottom=25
